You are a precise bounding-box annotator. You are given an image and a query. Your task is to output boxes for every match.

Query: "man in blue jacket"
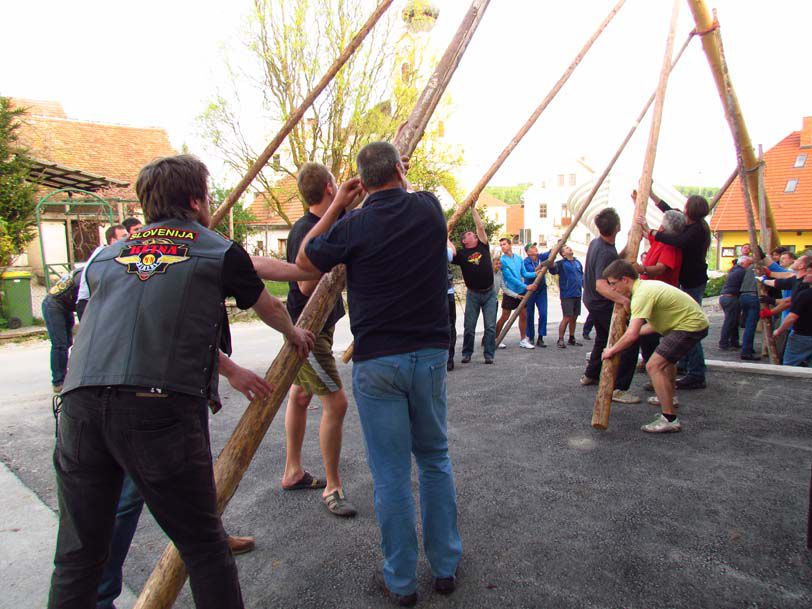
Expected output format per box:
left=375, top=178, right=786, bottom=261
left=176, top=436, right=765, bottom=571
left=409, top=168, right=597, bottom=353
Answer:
left=550, top=245, right=584, bottom=348
left=522, top=243, right=551, bottom=347
left=500, top=238, right=537, bottom=349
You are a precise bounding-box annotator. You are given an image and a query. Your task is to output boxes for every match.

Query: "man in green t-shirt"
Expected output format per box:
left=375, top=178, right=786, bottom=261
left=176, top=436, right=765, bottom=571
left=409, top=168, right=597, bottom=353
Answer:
left=600, top=260, right=709, bottom=433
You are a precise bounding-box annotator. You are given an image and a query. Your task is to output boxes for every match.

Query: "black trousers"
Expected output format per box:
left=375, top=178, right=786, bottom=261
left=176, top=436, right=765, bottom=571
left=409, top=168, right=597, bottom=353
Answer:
left=448, top=293, right=457, bottom=360
left=48, top=388, right=243, bottom=609
left=584, top=306, right=637, bottom=391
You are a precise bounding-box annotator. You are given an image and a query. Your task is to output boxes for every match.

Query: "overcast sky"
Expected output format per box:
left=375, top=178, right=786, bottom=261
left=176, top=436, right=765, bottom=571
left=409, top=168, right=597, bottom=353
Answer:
left=3, top=0, right=810, bottom=193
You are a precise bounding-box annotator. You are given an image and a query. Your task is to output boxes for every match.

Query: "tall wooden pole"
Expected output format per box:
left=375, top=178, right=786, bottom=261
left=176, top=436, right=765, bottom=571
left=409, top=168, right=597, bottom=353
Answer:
left=757, top=145, right=770, bottom=254
left=133, top=3, right=491, bottom=608
left=685, top=0, right=780, bottom=246
left=446, top=0, right=627, bottom=233
left=495, top=31, right=695, bottom=347
left=592, top=0, right=681, bottom=431
left=208, top=0, right=395, bottom=229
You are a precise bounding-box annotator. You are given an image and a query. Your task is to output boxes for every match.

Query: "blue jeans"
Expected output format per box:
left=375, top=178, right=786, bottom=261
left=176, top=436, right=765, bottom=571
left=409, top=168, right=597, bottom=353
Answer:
left=739, top=293, right=760, bottom=356
left=96, top=475, right=144, bottom=609
left=680, top=284, right=707, bottom=380
left=42, top=298, right=74, bottom=385
left=783, top=332, right=812, bottom=366
left=525, top=288, right=547, bottom=341
left=462, top=289, right=497, bottom=360
left=352, top=349, right=462, bottom=596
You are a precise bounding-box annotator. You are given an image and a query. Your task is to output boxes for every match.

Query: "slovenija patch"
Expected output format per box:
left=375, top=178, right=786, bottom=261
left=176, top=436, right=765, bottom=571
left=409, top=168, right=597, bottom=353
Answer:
left=115, top=238, right=191, bottom=281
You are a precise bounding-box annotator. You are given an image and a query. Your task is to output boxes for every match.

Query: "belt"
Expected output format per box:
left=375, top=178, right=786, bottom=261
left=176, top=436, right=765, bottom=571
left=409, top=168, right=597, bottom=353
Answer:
left=468, top=285, right=493, bottom=293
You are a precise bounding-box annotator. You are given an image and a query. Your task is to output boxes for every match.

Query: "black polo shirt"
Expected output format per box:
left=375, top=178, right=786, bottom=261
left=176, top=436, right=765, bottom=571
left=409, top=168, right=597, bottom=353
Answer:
left=452, top=240, right=493, bottom=290
left=305, top=187, right=449, bottom=361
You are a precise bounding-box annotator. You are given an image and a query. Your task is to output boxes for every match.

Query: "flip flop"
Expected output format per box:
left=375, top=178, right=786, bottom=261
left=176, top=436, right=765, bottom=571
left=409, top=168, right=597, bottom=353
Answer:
left=282, top=471, right=327, bottom=491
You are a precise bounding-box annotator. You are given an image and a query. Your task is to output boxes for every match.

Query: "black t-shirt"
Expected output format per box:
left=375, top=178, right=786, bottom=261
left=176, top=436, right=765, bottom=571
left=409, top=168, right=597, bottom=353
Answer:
left=583, top=237, right=618, bottom=313
left=790, top=283, right=812, bottom=336
left=305, top=188, right=449, bottom=361
left=286, top=211, right=345, bottom=327
left=654, top=201, right=710, bottom=288
left=222, top=242, right=266, bottom=309
left=452, top=240, right=493, bottom=290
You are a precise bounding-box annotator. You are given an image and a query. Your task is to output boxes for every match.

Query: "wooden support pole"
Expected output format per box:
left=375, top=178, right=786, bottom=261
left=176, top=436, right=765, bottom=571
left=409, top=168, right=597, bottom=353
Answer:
left=133, top=3, right=491, bottom=608
left=495, top=30, right=695, bottom=347
left=685, top=1, right=780, bottom=246
left=592, top=0, right=681, bottom=431
left=208, top=0, right=395, bottom=230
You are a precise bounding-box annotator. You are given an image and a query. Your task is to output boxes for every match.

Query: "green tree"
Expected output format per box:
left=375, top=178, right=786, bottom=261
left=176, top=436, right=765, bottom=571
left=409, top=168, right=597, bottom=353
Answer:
left=675, top=185, right=718, bottom=201
left=484, top=183, right=531, bottom=206
left=209, top=184, right=257, bottom=246
left=198, top=0, right=462, bottom=222
left=0, top=97, right=38, bottom=268
left=445, top=206, right=503, bottom=248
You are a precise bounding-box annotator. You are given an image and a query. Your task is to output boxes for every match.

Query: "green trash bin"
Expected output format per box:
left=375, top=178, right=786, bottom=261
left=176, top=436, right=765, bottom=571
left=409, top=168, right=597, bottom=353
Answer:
left=1, top=270, right=34, bottom=329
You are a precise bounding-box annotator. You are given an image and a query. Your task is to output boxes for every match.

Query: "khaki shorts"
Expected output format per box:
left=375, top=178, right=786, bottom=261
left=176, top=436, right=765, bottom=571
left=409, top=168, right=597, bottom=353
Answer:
left=294, top=326, right=343, bottom=396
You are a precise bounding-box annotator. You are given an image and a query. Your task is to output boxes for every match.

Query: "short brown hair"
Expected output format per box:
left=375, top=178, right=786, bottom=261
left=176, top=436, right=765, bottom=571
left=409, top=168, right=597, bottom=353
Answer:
left=684, top=195, right=709, bottom=221
left=297, top=163, right=333, bottom=206
left=105, top=224, right=126, bottom=244
left=135, top=155, right=209, bottom=224
left=602, top=259, right=638, bottom=281
left=594, top=208, right=620, bottom=237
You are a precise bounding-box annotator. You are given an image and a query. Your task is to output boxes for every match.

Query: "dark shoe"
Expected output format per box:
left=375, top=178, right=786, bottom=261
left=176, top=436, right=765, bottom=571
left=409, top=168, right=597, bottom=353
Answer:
left=447, top=359, right=454, bottom=371
left=582, top=334, right=592, bottom=341
left=718, top=344, right=731, bottom=350
left=484, top=358, right=494, bottom=364
left=675, top=376, right=706, bottom=390
left=568, top=336, right=583, bottom=346
left=374, top=572, right=417, bottom=607
left=461, top=356, right=471, bottom=364
left=536, top=337, right=547, bottom=348
left=731, top=343, right=741, bottom=349
left=557, top=338, right=566, bottom=349
left=434, top=575, right=456, bottom=595
left=282, top=471, right=327, bottom=491
left=227, top=535, right=255, bottom=555
left=322, top=490, right=358, bottom=517
left=740, top=353, right=761, bottom=361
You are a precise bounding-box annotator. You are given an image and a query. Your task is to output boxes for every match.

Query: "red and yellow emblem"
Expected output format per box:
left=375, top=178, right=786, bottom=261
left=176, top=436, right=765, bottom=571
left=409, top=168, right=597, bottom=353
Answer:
left=115, top=238, right=190, bottom=281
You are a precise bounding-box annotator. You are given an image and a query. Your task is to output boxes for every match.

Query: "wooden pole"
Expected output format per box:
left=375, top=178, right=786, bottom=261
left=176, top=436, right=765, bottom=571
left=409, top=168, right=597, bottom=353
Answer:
left=494, top=30, right=695, bottom=347
left=207, top=0, right=395, bottom=230
left=592, top=0, right=681, bottom=431
left=133, top=3, right=491, bottom=608
left=757, top=145, right=770, bottom=254
left=685, top=1, right=780, bottom=246
left=446, top=0, right=627, bottom=233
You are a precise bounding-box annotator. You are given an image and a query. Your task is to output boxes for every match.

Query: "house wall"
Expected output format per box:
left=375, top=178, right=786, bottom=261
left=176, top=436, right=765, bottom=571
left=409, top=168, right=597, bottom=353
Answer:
left=717, top=229, right=812, bottom=269
left=245, top=226, right=292, bottom=257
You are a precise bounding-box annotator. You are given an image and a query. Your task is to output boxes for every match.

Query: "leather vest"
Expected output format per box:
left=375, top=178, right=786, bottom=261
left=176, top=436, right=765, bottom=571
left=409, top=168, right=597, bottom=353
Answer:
left=47, top=268, right=82, bottom=311
left=62, top=219, right=231, bottom=408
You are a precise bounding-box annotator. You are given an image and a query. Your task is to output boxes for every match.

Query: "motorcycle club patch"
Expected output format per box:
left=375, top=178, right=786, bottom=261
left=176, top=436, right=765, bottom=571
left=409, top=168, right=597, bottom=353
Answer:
left=115, top=238, right=191, bottom=281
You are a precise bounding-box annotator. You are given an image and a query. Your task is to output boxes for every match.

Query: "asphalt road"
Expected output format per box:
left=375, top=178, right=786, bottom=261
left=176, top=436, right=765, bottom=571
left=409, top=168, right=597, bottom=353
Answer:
left=1, top=305, right=811, bottom=608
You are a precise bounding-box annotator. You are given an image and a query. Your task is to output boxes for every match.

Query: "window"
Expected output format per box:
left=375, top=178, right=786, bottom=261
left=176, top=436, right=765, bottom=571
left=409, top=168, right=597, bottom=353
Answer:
left=539, top=203, right=547, bottom=219
left=569, top=173, right=576, bottom=186
left=277, top=238, right=287, bottom=255
left=785, top=179, right=799, bottom=192
left=794, top=154, right=807, bottom=168
left=557, top=174, right=565, bottom=186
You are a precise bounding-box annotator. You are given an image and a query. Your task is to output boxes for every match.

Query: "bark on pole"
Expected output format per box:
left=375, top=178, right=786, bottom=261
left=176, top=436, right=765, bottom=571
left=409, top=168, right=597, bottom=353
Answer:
left=207, top=0, right=395, bottom=230
left=445, top=0, right=627, bottom=233
left=592, top=0, right=681, bottom=431
left=495, top=31, right=695, bottom=347
left=685, top=0, right=780, bottom=246
left=133, top=3, right=491, bottom=608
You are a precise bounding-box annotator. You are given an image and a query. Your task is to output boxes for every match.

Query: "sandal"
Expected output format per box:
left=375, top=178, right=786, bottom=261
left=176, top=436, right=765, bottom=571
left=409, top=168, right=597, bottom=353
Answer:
left=323, top=489, right=357, bottom=517
left=282, top=471, right=327, bottom=491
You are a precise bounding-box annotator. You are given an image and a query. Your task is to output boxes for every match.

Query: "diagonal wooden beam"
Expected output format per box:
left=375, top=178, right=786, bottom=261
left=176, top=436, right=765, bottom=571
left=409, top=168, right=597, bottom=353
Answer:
left=592, top=0, right=681, bottom=431
left=132, top=3, right=491, bottom=608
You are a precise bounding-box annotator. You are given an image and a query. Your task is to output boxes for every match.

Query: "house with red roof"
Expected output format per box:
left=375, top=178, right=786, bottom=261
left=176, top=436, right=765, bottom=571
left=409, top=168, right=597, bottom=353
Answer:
left=711, top=116, right=812, bottom=267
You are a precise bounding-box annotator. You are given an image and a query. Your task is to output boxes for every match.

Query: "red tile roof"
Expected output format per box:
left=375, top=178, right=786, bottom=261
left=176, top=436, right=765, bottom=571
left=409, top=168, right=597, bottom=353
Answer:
left=246, top=176, right=307, bottom=226
left=10, top=98, right=67, bottom=118
left=711, top=124, right=812, bottom=231
left=13, top=99, right=176, bottom=200
left=478, top=192, right=508, bottom=208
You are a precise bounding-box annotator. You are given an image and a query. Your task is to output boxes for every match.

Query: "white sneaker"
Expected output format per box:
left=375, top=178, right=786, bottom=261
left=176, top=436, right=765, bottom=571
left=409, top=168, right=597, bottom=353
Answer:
left=641, top=414, right=682, bottom=433
left=647, top=395, right=679, bottom=407
left=519, top=338, right=535, bottom=349
left=611, top=389, right=641, bottom=404
left=498, top=342, right=507, bottom=349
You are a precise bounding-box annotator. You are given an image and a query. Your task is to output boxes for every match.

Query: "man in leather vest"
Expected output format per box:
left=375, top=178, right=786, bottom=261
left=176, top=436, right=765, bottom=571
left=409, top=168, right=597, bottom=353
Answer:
left=48, top=155, right=315, bottom=609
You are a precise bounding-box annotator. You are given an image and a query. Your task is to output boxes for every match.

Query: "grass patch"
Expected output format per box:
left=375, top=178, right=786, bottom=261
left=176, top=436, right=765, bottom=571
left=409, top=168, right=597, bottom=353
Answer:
left=264, top=280, right=289, bottom=298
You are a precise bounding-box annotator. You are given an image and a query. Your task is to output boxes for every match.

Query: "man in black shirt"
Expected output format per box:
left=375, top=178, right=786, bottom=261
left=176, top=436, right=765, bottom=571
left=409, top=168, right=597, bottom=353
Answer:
left=772, top=256, right=812, bottom=365
left=452, top=207, right=497, bottom=364
left=276, top=162, right=356, bottom=518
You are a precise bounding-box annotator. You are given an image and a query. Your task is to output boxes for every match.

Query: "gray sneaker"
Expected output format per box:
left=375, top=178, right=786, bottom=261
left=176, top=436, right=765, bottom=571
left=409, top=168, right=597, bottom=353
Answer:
left=611, top=389, right=641, bottom=404
left=641, top=414, right=682, bottom=433
left=647, top=395, right=679, bottom=407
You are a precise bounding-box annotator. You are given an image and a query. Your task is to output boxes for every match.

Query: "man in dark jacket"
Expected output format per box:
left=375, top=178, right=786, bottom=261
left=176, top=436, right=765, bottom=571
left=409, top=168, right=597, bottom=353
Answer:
left=42, top=267, right=83, bottom=393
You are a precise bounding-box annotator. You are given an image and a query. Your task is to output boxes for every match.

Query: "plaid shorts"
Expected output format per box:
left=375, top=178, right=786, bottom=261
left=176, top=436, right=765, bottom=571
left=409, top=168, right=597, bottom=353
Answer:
left=655, top=327, right=709, bottom=363
left=294, top=325, right=343, bottom=396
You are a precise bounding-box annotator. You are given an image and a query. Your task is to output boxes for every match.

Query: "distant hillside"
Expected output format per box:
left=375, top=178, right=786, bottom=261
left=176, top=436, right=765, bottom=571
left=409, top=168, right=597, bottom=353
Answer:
left=484, top=183, right=531, bottom=205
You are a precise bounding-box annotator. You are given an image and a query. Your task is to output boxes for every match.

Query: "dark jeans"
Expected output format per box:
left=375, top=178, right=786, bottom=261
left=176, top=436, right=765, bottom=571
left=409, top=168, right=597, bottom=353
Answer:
left=740, top=293, right=760, bottom=356
left=462, top=289, right=497, bottom=360
left=718, top=294, right=740, bottom=348
left=679, top=283, right=707, bottom=380
left=96, top=475, right=144, bottom=609
left=48, top=388, right=243, bottom=609
left=42, top=298, right=74, bottom=385
left=447, top=293, right=457, bottom=361
left=583, top=306, right=637, bottom=390
left=583, top=313, right=594, bottom=338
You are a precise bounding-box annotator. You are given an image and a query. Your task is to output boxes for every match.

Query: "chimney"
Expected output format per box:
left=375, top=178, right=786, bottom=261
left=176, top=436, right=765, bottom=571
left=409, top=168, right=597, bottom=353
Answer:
left=801, top=116, right=812, bottom=149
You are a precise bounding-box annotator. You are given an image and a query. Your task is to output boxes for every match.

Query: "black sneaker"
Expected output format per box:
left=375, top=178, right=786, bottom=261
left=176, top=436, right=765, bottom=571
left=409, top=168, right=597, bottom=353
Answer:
left=740, top=353, right=761, bottom=361
left=582, top=334, right=592, bottom=341
left=675, top=376, right=706, bottom=390
left=536, top=337, right=547, bottom=348
left=568, top=336, right=583, bottom=346
left=461, top=356, right=471, bottom=364
left=447, top=359, right=454, bottom=371
left=374, top=572, right=417, bottom=607
left=434, top=575, right=456, bottom=595
left=484, top=358, right=494, bottom=364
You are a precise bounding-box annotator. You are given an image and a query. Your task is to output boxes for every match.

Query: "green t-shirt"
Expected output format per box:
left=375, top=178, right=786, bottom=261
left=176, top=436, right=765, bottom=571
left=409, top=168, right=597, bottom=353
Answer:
left=630, top=280, right=709, bottom=335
